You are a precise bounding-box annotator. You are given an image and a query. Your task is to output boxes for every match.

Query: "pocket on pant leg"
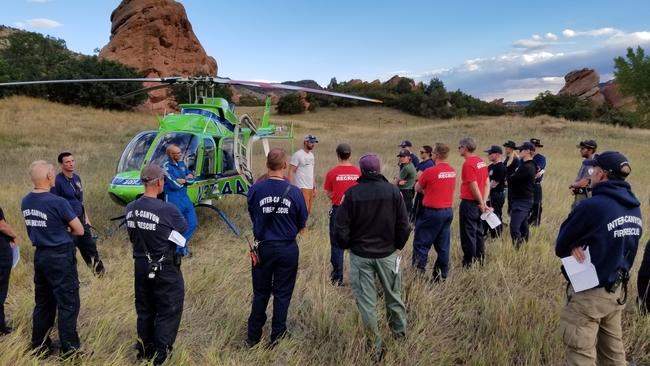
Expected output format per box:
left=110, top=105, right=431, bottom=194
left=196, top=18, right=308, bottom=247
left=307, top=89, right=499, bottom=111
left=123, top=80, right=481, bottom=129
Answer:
left=559, top=311, right=597, bottom=351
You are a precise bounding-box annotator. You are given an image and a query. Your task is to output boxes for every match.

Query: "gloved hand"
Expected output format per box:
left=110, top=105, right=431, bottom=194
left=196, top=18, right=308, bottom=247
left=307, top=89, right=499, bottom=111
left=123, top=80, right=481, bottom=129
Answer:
left=176, top=246, right=189, bottom=256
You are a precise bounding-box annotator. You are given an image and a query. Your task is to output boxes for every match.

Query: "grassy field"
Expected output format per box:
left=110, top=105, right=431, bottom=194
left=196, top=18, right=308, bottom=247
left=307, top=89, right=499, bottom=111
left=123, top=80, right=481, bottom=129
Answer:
left=0, top=95, right=649, bottom=365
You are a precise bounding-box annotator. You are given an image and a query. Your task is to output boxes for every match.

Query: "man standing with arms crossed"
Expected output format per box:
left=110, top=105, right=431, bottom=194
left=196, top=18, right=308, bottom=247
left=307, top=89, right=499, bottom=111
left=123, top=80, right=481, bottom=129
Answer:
left=458, top=137, right=490, bottom=267
left=335, top=153, right=410, bottom=362
left=508, top=142, right=537, bottom=248
left=528, top=138, right=546, bottom=226
left=51, top=152, right=105, bottom=275
left=396, top=149, right=416, bottom=218
left=163, top=144, right=197, bottom=256
left=22, top=161, right=84, bottom=357
left=289, top=134, right=318, bottom=214
left=323, top=143, right=360, bottom=286
left=412, top=143, right=456, bottom=281
left=555, top=151, right=641, bottom=365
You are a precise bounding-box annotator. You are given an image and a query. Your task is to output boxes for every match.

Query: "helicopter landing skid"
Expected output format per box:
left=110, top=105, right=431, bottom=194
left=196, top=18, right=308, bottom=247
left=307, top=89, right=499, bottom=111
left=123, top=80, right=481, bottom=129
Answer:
left=196, top=203, right=241, bottom=237
left=105, top=215, right=127, bottom=238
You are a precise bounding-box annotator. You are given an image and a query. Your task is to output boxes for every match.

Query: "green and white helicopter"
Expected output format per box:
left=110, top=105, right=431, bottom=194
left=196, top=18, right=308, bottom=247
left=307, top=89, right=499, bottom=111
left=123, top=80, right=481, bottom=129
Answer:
left=0, top=76, right=381, bottom=235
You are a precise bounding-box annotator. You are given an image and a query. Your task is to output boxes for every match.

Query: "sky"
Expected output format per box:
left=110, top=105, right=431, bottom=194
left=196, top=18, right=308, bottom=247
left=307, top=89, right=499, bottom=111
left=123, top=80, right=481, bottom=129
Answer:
left=3, top=0, right=650, bottom=101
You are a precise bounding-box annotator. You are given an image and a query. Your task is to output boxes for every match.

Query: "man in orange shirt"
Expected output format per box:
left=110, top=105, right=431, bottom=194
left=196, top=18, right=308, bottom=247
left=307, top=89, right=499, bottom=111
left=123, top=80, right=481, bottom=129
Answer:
left=458, top=137, right=490, bottom=267
left=412, top=143, right=456, bottom=281
left=324, top=144, right=361, bottom=286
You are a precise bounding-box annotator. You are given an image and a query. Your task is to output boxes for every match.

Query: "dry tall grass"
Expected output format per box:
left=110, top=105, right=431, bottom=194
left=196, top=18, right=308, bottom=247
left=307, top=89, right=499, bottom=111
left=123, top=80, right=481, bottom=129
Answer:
left=0, top=96, right=648, bottom=365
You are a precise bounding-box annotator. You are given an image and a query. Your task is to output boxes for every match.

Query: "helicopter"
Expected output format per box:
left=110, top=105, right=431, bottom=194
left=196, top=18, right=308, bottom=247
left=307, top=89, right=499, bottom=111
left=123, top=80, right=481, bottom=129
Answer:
left=0, top=76, right=382, bottom=235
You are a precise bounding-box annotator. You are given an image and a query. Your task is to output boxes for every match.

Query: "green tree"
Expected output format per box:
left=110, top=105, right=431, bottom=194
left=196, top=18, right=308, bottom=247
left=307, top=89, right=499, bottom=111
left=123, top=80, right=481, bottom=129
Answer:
left=525, top=91, right=592, bottom=121
left=614, top=46, right=650, bottom=126
left=276, top=93, right=306, bottom=114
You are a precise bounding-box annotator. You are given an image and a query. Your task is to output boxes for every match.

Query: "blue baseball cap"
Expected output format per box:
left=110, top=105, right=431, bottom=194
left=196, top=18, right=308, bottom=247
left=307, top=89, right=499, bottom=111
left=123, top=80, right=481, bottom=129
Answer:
left=584, top=151, right=631, bottom=179
left=516, top=142, right=536, bottom=151
left=304, top=134, right=318, bottom=143
left=484, top=145, right=503, bottom=154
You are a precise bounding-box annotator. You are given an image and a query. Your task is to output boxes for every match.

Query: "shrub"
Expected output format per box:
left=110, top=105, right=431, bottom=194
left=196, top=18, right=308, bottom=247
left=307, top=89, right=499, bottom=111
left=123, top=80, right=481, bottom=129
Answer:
left=276, top=93, right=305, bottom=114
left=525, top=91, right=592, bottom=121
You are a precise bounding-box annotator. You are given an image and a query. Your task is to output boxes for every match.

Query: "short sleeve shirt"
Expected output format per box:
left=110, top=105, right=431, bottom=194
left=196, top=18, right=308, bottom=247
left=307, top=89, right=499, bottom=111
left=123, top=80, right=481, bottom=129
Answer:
left=419, top=162, right=457, bottom=208
left=399, top=163, right=416, bottom=190
left=576, top=160, right=593, bottom=181
left=416, top=159, right=435, bottom=172
left=21, top=192, right=77, bottom=247
left=290, top=149, right=315, bottom=189
left=126, top=196, right=188, bottom=258
left=460, top=155, right=488, bottom=200
left=324, top=165, right=361, bottom=206
left=51, top=173, right=84, bottom=218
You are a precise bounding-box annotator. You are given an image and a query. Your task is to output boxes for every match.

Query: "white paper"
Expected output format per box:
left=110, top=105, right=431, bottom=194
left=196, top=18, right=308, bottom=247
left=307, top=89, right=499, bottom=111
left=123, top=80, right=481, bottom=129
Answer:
left=561, top=247, right=599, bottom=292
left=480, top=211, right=502, bottom=229
left=395, top=255, right=401, bottom=274
left=168, top=230, right=187, bottom=247
left=11, top=245, right=19, bottom=268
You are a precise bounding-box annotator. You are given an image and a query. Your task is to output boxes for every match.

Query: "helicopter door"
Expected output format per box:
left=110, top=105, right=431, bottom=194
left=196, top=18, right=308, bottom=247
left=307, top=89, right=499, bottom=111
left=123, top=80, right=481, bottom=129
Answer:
left=201, top=138, right=216, bottom=177
left=219, top=138, right=237, bottom=177
left=233, top=118, right=254, bottom=185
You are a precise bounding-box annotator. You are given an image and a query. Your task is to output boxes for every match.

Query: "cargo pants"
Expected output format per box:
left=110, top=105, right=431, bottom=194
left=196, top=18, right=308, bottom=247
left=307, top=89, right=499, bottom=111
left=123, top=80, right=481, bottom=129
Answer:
left=560, top=286, right=626, bottom=366
left=350, top=252, right=407, bottom=353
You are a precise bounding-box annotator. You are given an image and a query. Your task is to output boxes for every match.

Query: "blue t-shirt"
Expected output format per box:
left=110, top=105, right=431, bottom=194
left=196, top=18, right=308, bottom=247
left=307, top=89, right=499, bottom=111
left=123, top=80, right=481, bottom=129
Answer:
left=247, top=179, right=308, bottom=242
left=532, top=153, right=546, bottom=183
left=416, top=159, right=435, bottom=172
left=21, top=192, right=77, bottom=247
left=51, top=172, right=84, bottom=218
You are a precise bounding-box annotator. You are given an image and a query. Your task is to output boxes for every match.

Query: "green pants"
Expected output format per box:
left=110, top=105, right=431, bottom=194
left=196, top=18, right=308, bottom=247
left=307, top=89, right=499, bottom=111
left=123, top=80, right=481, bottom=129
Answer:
left=350, top=252, right=407, bottom=351
left=560, top=286, right=626, bottom=366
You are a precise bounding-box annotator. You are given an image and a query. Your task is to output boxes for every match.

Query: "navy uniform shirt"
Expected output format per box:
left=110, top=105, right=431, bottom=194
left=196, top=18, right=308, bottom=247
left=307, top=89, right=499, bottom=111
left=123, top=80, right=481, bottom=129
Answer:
left=21, top=192, right=77, bottom=247
left=51, top=173, right=85, bottom=219
left=507, top=160, right=536, bottom=200
left=488, top=162, right=507, bottom=193
left=416, top=159, right=435, bottom=172
left=126, top=196, right=188, bottom=259
left=247, top=179, right=308, bottom=242
left=0, top=207, right=12, bottom=263
left=556, top=180, right=642, bottom=287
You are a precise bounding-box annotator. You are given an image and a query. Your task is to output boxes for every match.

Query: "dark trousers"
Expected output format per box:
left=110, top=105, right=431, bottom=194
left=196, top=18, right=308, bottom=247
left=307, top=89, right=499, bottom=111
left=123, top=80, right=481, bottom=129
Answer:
left=485, top=191, right=505, bottom=238
left=638, top=240, right=650, bottom=313
left=248, top=240, right=299, bottom=344
left=411, top=192, right=424, bottom=222
left=528, top=183, right=543, bottom=226
left=32, top=244, right=80, bottom=352
left=134, top=257, right=184, bottom=358
left=74, top=223, right=103, bottom=272
left=510, top=198, right=533, bottom=248
left=329, top=206, right=344, bottom=284
left=400, top=189, right=415, bottom=218
left=459, top=200, right=484, bottom=266
left=412, top=207, right=453, bottom=279
left=0, top=260, right=10, bottom=330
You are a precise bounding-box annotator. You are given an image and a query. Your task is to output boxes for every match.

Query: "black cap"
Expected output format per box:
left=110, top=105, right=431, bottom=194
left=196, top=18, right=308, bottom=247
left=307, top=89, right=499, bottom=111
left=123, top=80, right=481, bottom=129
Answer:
left=304, top=134, right=318, bottom=143
left=336, top=143, right=351, bottom=155
left=516, top=142, right=536, bottom=151
left=484, top=145, right=503, bottom=154
left=397, top=149, right=411, bottom=158
left=584, top=151, right=631, bottom=179
left=529, top=138, right=544, bottom=147
left=398, top=140, right=412, bottom=148
left=577, top=139, right=597, bottom=150
left=503, top=140, right=516, bottom=149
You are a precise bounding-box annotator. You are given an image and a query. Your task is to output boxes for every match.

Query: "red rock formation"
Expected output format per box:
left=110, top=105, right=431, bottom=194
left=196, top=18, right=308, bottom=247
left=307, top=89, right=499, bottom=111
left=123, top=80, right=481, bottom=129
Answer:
left=558, top=68, right=605, bottom=107
left=99, top=0, right=217, bottom=113
left=601, top=80, right=636, bottom=111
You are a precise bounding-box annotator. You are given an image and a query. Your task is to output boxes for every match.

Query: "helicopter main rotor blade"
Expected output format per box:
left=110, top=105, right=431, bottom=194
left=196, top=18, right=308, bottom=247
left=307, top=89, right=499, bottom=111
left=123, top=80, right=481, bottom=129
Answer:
left=212, top=78, right=383, bottom=104
left=0, top=77, right=182, bottom=87
left=119, top=83, right=174, bottom=98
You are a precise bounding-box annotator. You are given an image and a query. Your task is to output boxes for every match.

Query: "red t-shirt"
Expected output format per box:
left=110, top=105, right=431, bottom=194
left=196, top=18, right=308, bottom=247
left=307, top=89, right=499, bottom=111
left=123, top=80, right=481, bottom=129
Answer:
left=460, top=155, right=488, bottom=200
left=419, top=162, right=457, bottom=208
left=323, top=165, right=361, bottom=206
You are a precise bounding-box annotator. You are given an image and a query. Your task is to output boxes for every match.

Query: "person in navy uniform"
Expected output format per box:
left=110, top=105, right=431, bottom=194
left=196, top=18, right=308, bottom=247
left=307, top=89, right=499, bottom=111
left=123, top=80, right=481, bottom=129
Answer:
left=126, top=164, right=187, bottom=365
left=162, top=144, right=197, bottom=256
left=484, top=145, right=506, bottom=238
left=0, top=205, right=19, bottom=335
left=528, top=138, right=546, bottom=226
left=246, top=148, right=308, bottom=347
left=507, top=142, right=537, bottom=248
left=555, top=151, right=642, bottom=364
left=21, top=161, right=84, bottom=357
left=51, top=152, right=105, bottom=276
left=398, top=140, right=419, bottom=167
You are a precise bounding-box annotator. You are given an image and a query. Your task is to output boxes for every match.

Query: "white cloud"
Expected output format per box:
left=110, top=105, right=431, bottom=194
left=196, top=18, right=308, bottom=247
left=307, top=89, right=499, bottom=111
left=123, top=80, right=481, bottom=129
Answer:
left=16, top=18, right=63, bottom=28
left=546, top=32, right=558, bottom=41
left=563, top=27, right=621, bottom=38
left=26, top=0, right=53, bottom=2
left=562, top=29, right=576, bottom=37
left=605, top=31, right=650, bottom=48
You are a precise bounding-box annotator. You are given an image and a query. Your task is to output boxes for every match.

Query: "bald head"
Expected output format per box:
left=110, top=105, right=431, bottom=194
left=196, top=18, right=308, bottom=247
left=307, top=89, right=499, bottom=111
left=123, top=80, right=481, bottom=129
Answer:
left=267, top=148, right=287, bottom=171
left=166, top=144, right=182, bottom=162
left=29, top=160, right=55, bottom=188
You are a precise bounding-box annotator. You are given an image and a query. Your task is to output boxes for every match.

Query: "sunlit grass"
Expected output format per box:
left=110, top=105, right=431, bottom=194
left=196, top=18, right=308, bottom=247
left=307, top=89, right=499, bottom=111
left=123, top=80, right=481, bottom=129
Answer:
left=0, top=96, right=648, bottom=365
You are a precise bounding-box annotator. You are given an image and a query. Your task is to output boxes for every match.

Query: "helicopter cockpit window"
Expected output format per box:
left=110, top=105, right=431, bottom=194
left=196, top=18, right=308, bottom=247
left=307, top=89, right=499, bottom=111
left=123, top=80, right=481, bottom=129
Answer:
left=149, top=133, right=199, bottom=172
left=201, top=138, right=216, bottom=176
left=117, top=131, right=157, bottom=173
left=220, top=138, right=236, bottom=176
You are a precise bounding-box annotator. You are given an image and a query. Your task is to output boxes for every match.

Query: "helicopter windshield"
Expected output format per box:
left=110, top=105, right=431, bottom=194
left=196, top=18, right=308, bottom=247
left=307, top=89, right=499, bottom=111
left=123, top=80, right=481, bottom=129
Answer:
left=149, top=132, right=200, bottom=171
left=117, top=131, right=157, bottom=173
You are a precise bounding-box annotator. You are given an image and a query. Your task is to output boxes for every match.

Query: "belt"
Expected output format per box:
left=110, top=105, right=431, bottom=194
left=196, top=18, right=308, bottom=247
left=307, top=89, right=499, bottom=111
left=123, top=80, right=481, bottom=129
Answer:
left=423, top=206, right=451, bottom=211
left=260, top=240, right=296, bottom=246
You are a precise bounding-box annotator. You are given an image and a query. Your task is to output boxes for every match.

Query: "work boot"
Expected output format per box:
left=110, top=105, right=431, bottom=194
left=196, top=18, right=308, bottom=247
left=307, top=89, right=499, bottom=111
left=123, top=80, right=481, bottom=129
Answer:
left=0, top=325, right=12, bottom=336
left=93, top=259, right=106, bottom=277
left=135, top=342, right=155, bottom=360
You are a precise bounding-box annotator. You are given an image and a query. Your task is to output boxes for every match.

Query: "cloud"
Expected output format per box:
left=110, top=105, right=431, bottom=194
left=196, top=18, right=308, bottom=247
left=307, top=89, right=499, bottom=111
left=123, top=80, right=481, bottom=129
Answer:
left=562, top=27, right=620, bottom=38
left=513, top=32, right=561, bottom=51
left=546, top=32, right=558, bottom=41
left=15, top=18, right=62, bottom=29
left=410, top=28, right=650, bottom=101
left=26, top=0, right=53, bottom=2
